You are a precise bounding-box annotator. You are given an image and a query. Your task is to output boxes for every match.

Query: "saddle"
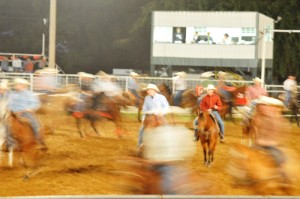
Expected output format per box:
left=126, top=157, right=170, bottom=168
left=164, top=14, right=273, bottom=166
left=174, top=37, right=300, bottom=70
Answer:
left=208, top=112, right=221, bottom=134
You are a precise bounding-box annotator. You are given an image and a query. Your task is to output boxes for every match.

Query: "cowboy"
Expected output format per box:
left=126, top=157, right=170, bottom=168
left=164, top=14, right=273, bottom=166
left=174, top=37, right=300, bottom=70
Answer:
left=137, top=83, right=170, bottom=151
left=172, top=71, right=187, bottom=106
left=197, top=84, right=225, bottom=142
left=128, top=72, right=140, bottom=106
left=8, top=78, right=47, bottom=149
left=243, top=77, right=268, bottom=125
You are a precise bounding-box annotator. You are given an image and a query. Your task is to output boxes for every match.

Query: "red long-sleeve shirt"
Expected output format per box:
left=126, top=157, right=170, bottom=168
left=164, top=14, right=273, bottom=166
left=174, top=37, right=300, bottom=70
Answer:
left=200, top=93, right=223, bottom=112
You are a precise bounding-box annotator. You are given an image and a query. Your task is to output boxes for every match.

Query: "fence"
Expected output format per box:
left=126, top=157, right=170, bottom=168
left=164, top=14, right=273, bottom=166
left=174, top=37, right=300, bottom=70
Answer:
left=0, top=72, right=299, bottom=98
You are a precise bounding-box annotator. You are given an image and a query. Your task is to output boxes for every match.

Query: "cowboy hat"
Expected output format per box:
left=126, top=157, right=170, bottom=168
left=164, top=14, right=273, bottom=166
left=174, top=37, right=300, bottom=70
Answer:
left=257, top=96, right=284, bottom=107
left=0, top=79, right=9, bottom=89
left=145, top=83, right=160, bottom=92
left=175, top=71, right=187, bottom=78
left=77, top=72, right=94, bottom=78
left=206, top=84, right=216, bottom=90
left=130, top=72, right=139, bottom=76
left=253, top=77, right=262, bottom=82
left=14, top=78, right=30, bottom=85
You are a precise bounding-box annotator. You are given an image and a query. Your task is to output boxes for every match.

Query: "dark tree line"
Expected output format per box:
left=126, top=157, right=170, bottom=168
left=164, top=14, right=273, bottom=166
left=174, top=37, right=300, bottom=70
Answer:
left=0, top=0, right=299, bottom=82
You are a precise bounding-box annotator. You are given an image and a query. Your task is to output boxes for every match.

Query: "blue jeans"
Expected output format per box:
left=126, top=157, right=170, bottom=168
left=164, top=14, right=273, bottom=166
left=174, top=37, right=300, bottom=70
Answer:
left=285, top=90, right=292, bottom=107
left=153, top=164, right=177, bottom=194
left=211, top=111, right=224, bottom=137
left=129, top=89, right=140, bottom=106
left=173, top=90, right=184, bottom=106
left=220, top=89, right=232, bottom=102
left=137, top=125, right=144, bottom=147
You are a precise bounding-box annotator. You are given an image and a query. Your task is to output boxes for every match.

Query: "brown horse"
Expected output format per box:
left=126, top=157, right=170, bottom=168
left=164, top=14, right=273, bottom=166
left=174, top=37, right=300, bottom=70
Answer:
left=197, top=111, right=219, bottom=166
left=0, top=98, right=44, bottom=180
left=228, top=143, right=300, bottom=195
left=65, top=91, right=130, bottom=138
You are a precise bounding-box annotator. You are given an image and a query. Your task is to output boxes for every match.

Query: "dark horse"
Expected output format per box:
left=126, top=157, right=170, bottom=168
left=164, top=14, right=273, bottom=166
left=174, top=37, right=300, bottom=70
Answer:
left=0, top=98, right=44, bottom=180
left=288, top=92, right=300, bottom=127
left=65, top=91, right=131, bottom=138
left=197, top=111, right=219, bottom=166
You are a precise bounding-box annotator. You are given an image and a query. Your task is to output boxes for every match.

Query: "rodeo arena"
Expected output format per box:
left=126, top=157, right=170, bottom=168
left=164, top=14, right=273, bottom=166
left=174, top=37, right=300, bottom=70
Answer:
left=0, top=11, right=300, bottom=199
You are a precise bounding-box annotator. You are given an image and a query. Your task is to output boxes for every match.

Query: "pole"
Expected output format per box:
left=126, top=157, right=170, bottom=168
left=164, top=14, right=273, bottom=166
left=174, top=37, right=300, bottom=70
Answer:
left=261, top=30, right=266, bottom=88
left=48, top=0, right=57, bottom=69
left=42, top=33, right=45, bottom=56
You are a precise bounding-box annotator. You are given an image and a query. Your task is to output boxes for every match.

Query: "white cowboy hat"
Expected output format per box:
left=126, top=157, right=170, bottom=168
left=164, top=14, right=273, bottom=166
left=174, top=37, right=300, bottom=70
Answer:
left=14, top=78, right=30, bottom=85
left=0, top=79, right=9, bottom=89
left=257, top=96, right=284, bottom=107
left=145, top=83, right=160, bottom=92
left=130, top=72, right=139, bottom=76
left=206, top=84, right=216, bottom=90
left=253, top=77, right=262, bottom=82
left=218, top=71, right=227, bottom=77
left=77, top=72, right=94, bottom=78
left=175, top=71, right=187, bottom=78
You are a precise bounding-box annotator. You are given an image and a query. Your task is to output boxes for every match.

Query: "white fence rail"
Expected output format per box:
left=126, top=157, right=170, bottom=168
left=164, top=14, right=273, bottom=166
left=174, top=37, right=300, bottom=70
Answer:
left=0, top=72, right=299, bottom=98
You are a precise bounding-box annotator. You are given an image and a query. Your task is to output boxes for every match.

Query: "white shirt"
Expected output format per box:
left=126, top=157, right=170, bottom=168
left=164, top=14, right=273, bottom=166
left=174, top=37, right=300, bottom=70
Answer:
left=172, top=76, right=187, bottom=91
left=283, top=79, right=297, bottom=91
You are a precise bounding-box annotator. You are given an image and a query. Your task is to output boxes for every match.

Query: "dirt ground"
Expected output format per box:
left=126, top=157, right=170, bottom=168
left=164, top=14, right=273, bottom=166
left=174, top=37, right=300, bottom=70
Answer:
left=0, top=109, right=299, bottom=197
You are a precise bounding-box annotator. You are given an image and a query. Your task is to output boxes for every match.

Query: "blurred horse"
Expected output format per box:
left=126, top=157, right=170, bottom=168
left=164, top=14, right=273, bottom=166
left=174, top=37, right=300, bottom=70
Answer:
left=114, top=124, right=210, bottom=194
left=218, top=85, right=247, bottom=121
left=0, top=97, right=43, bottom=179
left=114, top=156, right=211, bottom=195
left=228, top=143, right=300, bottom=195
left=230, top=99, right=300, bottom=195
left=65, top=91, right=131, bottom=138
left=278, top=92, right=300, bottom=127
left=197, top=111, right=219, bottom=166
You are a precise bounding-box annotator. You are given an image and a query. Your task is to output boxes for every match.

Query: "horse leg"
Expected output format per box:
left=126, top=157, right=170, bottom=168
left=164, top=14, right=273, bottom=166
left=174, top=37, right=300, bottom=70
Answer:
left=8, top=146, right=13, bottom=167
left=90, top=119, right=100, bottom=136
left=75, top=118, right=84, bottom=138
left=202, top=143, right=207, bottom=165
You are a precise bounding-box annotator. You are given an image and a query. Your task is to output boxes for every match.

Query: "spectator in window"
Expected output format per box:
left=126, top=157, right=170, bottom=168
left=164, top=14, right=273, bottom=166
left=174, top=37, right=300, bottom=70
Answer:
left=1, top=57, right=9, bottom=72
left=23, top=58, right=34, bottom=73
left=222, top=33, right=231, bottom=45
left=174, top=27, right=185, bottom=43
left=12, top=55, right=22, bottom=72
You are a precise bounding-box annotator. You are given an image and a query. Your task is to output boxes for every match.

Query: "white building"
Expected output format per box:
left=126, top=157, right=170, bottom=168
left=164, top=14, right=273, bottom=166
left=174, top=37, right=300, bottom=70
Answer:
left=150, top=11, right=274, bottom=80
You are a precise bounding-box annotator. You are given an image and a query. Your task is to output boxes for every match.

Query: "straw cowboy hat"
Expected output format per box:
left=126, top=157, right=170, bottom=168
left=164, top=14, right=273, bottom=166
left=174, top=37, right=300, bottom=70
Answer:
left=130, top=72, right=139, bottom=77
left=175, top=71, right=187, bottom=78
left=206, top=84, right=216, bottom=90
left=14, top=78, right=30, bottom=85
left=0, top=79, right=9, bottom=89
left=77, top=72, right=94, bottom=78
left=36, top=68, right=58, bottom=74
left=253, top=77, right=262, bottom=82
left=145, top=83, right=160, bottom=92
left=257, top=96, right=284, bottom=107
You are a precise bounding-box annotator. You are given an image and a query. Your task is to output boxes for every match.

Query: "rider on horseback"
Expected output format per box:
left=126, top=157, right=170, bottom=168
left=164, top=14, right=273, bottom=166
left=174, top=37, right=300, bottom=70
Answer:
left=243, top=77, right=267, bottom=125
left=253, top=96, right=289, bottom=176
left=137, top=83, right=170, bottom=151
left=194, top=84, right=225, bottom=143
left=8, top=78, right=47, bottom=150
